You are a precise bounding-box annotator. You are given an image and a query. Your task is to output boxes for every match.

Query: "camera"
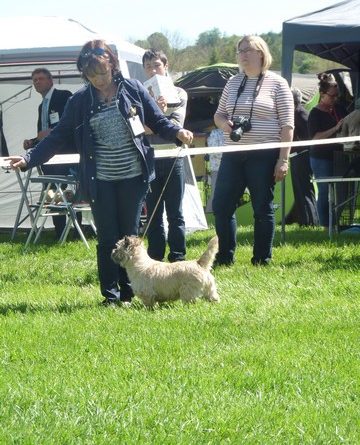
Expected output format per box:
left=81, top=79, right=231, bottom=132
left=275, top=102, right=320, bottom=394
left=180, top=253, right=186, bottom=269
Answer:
left=230, top=116, right=252, bottom=142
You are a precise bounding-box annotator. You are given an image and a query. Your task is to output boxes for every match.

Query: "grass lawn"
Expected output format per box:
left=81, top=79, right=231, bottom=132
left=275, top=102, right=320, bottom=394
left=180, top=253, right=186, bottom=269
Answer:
left=0, top=226, right=359, bottom=444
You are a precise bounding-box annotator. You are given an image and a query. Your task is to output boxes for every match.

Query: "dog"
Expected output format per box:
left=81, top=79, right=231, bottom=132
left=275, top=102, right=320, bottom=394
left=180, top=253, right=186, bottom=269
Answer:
left=111, top=235, right=220, bottom=308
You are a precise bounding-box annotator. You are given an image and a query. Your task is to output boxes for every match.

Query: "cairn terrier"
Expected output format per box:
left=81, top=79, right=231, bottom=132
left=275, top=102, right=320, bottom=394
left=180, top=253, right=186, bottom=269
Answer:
left=111, top=236, right=220, bottom=308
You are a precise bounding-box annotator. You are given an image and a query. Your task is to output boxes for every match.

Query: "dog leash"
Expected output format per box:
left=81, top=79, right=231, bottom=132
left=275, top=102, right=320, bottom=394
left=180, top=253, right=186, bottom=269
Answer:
left=141, top=145, right=186, bottom=239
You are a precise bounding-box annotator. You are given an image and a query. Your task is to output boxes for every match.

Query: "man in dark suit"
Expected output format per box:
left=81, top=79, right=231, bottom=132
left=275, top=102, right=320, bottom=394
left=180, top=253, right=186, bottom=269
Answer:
left=24, top=68, right=79, bottom=239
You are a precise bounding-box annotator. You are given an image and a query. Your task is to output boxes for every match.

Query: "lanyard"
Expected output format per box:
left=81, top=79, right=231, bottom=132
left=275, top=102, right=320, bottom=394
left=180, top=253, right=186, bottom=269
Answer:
left=231, top=73, right=264, bottom=122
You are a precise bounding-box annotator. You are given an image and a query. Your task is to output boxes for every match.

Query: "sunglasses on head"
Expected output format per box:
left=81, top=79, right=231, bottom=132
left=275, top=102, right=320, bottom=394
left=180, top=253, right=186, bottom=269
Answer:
left=80, top=47, right=106, bottom=59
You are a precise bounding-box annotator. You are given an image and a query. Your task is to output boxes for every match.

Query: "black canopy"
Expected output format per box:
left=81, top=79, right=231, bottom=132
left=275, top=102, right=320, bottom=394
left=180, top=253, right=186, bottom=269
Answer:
left=175, top=64, right=239, bottom=131
left=282, top=0, right=360, bottom=96
left=175, top=63, right=239, bottom=96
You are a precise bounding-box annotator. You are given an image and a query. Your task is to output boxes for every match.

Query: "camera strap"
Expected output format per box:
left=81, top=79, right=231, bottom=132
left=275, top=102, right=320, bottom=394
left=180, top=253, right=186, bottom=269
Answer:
left=231, top=72, right=264, bottom=122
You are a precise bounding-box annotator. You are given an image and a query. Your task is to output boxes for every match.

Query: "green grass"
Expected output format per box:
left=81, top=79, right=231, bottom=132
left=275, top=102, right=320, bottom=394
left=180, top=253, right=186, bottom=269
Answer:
left=0, top=226, right=359, bottom=444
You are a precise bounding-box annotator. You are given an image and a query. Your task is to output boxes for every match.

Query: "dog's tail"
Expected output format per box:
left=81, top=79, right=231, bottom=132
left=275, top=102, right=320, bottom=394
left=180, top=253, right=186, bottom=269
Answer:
left=197, top=236, right=218, bottom=270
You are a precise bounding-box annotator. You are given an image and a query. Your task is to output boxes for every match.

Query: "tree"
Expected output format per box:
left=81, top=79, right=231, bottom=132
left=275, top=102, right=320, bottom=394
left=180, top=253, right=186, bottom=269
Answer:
left=134, top=39, right=149, bottom=50
left=134, top=29, right=345, bottom=75
left=162, top=30, right=190, bottom=51
left=298, top=57, right=314, bottom=74
left=147, top=32, right=171, bottom=55
left=196, top=28, right=222, bottom=48
left=261, top=32, right=282, bottom=70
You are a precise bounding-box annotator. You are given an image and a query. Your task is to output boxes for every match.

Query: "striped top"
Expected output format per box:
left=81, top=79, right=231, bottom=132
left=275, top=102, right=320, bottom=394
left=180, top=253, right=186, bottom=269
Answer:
left=216, top=71, right=294, bottom=146
left=90, top=100, right=142, bottom=181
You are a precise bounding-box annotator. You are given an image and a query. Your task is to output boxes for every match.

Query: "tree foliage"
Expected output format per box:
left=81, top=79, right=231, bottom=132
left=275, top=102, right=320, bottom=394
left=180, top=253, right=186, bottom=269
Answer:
left=134, top=30, right=344, bottom=75
left=196, top=28, right=223, bottom=48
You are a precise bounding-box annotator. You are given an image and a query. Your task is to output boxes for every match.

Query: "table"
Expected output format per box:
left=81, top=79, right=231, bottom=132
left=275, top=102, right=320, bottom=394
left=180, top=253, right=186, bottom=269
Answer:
left=313, top=176, right=360, bottom=239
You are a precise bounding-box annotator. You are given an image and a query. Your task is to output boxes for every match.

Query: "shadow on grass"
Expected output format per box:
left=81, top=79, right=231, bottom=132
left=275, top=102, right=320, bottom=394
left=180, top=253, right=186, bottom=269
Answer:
left=0, top=301, right=91, bottom=316
left=0, top=298, right=180, bottom=316
left=122, top=299, right=178, bottom=312
left=277, top=226, right=360, bottom=246
left=0, top=230, right=96, bottom=253
left=7, top=225, right=355, bottom=252
left=317, top=253, right=360, bottom=271
left=186, top=225, right=342, bottom=249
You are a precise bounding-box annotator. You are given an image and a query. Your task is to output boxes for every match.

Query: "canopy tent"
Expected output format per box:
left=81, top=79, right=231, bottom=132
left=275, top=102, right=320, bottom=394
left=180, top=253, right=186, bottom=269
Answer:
left=0, top=16, right=146, bottom=82
left=175, top=63, right=239, bottom=95
left=281, top=0, right=360, bottom=98
left=281, top=0, right=360, bottom=237
left=0, top=16, right=146, bottom=153
left=0, top=16, right=207, bottom=234
left=0, top=16, right=147, bottom=228
left=175, top=64, right=239, bottom=132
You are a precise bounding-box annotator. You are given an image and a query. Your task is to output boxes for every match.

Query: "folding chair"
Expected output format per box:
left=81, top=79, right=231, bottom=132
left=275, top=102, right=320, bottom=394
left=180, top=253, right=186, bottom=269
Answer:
left=24, top=174, right=96, bottom=249
left=11, top=166, right=42, bottom=240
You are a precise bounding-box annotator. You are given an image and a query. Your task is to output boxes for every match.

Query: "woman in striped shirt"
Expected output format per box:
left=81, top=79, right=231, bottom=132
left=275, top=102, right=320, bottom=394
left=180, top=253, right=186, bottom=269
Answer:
left=213, top=35, right=294, bottom=266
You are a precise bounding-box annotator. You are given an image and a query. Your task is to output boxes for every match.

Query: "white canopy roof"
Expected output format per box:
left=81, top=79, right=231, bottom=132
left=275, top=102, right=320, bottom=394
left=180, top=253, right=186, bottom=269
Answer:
left=0, top=16, right=146, bottom=228
left=0, top=16, right=145, bottom=80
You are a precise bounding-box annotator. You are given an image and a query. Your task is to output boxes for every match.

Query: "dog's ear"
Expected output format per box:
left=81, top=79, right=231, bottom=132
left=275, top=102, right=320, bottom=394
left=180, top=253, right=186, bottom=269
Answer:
left=124, top=236, right=131, bottom=248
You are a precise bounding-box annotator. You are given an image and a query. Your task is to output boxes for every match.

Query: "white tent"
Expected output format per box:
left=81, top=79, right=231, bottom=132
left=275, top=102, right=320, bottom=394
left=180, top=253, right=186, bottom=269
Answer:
left=0, top=16, right=146, bottom=229
left=0, top=16, right=207, bottom=233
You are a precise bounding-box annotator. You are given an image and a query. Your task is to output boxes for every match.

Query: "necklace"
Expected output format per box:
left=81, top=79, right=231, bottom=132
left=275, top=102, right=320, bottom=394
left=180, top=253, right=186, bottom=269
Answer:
left=101, top=94, right=116, bottom=104
left=98, top=82, right=117, bottom=104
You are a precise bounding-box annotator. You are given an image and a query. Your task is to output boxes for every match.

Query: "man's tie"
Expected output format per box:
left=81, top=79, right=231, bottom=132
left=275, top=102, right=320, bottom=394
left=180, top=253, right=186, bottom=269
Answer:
left=41, top=97, right=49, bottom=131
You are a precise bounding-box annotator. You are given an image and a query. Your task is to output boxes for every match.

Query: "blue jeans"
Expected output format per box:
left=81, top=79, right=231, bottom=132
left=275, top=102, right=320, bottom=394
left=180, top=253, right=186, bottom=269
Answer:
left=146, top=158, right=186, bottom=262
left=90, top=175, right=148, bottom=299
left=310, top=156, right=333, bottom=227
left=212, top=150, right=278, bottom=265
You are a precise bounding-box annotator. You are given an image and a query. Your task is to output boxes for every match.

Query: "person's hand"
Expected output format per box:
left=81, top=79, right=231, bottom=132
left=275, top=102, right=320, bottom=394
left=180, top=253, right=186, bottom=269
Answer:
left=156, top=95, right=167, bottom=113
left=38, top=129, right=51, bottom=140
left=23, top=139, right=33, bottom=150
left=274, top=158, right=289, bottom=182
left=176, top=129, right=193, bottom=146
left=221, top=120, right=233, bottom=134
left=144, top=125, right=153, bottom=136
left=5, top=156, right=28, bottom=170
left=335, top=118, right=344, bottom=132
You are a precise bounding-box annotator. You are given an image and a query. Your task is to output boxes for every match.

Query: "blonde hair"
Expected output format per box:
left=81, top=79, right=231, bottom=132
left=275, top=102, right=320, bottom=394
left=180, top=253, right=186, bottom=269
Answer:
left=237, top=35, right=273, bottom=72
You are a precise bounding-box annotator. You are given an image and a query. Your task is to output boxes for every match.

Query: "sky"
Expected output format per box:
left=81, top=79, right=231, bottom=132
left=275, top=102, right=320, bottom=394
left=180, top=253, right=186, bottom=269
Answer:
left=2, top=0, right=338, bottom=46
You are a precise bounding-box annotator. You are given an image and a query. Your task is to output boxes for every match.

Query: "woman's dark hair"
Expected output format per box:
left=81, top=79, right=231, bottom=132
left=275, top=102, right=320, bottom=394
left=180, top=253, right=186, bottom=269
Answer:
left=77, top=39, right=120, bottom=80
left=317, top=72, right=337, bottom=94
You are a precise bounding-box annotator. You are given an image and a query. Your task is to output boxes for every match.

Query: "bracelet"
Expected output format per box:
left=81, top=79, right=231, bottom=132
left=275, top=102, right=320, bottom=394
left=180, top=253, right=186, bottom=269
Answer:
left=278, top=158, right=289, bottom=163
